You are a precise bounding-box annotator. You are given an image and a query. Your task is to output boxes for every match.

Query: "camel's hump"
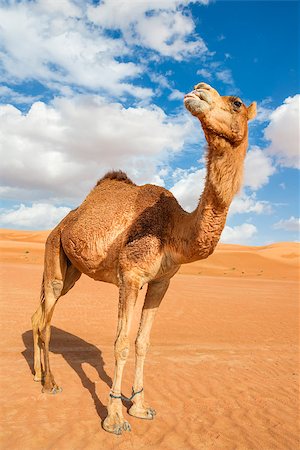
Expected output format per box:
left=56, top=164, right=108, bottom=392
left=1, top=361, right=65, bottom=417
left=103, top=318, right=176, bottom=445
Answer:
left=96, top=170, right=135, bottom=186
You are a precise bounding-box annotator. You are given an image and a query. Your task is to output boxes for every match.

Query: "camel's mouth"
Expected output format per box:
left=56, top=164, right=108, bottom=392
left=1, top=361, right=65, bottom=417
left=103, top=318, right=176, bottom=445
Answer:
left=184, top=93, right=197, bottom=100
left=184, top=89, right=212, bottom=104
left=184, top=89, right=212, bottom=116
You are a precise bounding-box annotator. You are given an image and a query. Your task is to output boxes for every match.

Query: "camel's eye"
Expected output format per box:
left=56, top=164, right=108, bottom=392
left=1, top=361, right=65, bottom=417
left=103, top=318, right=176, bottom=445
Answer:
left=233, top=100, right=242, bottom=108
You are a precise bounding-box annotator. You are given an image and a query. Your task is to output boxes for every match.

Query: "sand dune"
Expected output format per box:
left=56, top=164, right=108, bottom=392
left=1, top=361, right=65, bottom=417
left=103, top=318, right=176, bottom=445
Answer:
left=179, top=241, right=299, bottom=280
left=1, top=229, right=299, bottom=279
left=0, top=229, right=49, bottom=243
left=0, top=229, right=299, bottom=449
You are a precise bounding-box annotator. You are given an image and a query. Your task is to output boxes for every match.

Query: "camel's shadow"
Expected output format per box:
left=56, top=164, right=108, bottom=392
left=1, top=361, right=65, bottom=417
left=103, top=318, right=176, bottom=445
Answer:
left=22, top=327, right=112, bottom=420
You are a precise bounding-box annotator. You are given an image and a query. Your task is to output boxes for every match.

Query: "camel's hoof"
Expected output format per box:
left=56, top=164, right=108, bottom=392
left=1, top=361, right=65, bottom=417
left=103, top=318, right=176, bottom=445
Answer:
left=123, top=421, right=131, bottom=432
left=42, top=386, right=63, bottom=395
left=113, top=421, right=131, bottom=435
left=149, top=408, right=156, bottom=417
left=33, top=375, right=42, bottom=382
left=128, top=405, right=156, bottom=420
left=144, top=408, right=156, bottom=420
left=103, top=418, right=131, bottom=435
left=114, top=425, right=124, bottom=435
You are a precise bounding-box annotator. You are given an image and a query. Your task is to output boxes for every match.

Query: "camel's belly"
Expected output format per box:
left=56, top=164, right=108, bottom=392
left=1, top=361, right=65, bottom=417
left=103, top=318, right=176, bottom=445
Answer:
left=61, top=226, right=179, bottom=287
left=67, top=251, right=120, bottom=286
left=88, top=267, right=120, bottom=285
left=62, top=231, right=121, bottom=285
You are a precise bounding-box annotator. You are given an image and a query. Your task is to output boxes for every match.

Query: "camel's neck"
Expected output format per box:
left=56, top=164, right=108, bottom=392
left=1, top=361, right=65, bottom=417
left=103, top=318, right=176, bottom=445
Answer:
left=175, top=136, right=247, bottom=264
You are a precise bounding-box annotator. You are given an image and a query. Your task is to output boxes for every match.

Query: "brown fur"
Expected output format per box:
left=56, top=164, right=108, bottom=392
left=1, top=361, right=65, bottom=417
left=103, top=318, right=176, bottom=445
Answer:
left=31, top=83, right=256, bottom=434
left=96, top=170, right=135, bottom=186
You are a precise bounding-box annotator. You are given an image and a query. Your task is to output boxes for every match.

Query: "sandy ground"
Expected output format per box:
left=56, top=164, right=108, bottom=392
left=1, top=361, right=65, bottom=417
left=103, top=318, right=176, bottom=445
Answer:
left=0, top=229, right=299, bottom=449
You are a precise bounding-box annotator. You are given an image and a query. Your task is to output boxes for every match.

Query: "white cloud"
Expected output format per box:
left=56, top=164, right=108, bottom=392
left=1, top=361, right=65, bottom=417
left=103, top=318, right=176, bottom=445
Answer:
left=244, top=146, right=276, bottom=190
left=229, top=191, right=272, bottom=216
left=170, top=163, right=273, bottom=216
left=0, top=1, right=212, bottom=99
left=0, top=86, right=41, bottom=105
left=0, top=1, right=148, bottom=98
left=169, top=155, right=274, bottom=216
left=264, top=95, right=300, bottom=169
left=273, top=216, right=300, bottom=232
left=196, top=68, right=212, bottom=80
left=0, top=203, right=71, bottom=230
left=215, top=69, right=234, bottom=85
left=169, top=164, right=262, bottom=244
left=221, top=223, right=257, bottom=244
left=217, top=34, right=226, bottom=41
left=255, top=103, right=273, bottom=123
left=170, top=168, right=206, bottom=212
left=0, top=95, right=193, bottom=203
left=168, top=89, right=184, bottom=101
left=87, top=0, right=208, bottom=61
left=196, top=61, right=238, bottom=89
left=148, top=73, right=170, bottom=89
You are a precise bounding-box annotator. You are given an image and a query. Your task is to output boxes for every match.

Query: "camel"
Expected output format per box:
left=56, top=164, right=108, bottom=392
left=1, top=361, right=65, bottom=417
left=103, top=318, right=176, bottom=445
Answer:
left=31, top=82, right=256, bottom=435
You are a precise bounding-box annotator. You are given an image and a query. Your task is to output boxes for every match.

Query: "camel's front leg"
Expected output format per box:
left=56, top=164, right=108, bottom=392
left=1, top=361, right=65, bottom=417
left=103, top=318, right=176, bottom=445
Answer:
left=129, top=278, right=170, bottom=420
left=103, top=278, right=139, bottom=435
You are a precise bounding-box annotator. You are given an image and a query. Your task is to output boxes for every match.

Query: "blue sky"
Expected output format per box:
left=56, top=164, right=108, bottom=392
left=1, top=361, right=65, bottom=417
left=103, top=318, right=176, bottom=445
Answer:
left=0, top=0, right=299, bottom=245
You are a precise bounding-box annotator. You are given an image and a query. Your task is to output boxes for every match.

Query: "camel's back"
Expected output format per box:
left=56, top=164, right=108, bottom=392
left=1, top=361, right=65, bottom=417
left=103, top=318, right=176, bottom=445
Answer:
left=59, top=172, right=185, bottom=276
left=77, top=174, right=179, bottom=234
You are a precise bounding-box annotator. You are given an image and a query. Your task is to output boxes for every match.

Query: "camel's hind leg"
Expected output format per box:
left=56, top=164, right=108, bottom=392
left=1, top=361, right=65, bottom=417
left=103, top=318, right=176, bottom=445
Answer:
left=31, top=232, right=81, bottom=393
left=32, top=279, right=64, bottom=392
left=31, top=280, right=46, bottom=382
left=40, top=282, right=62, bottom=393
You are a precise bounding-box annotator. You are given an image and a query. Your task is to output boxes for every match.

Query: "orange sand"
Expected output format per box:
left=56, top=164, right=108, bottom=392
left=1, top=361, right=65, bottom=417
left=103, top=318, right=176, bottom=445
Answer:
left=0, top=229, right=299, bottom=449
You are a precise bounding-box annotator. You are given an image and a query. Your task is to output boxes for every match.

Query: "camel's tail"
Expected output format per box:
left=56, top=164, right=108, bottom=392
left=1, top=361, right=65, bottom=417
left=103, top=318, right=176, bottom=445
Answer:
left=40, top=274, right=45, bottom=305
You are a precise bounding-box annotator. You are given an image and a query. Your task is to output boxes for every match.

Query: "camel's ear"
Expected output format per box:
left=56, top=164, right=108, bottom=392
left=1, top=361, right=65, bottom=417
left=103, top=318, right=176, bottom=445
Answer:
left=247, top=102, right=257, bottom=120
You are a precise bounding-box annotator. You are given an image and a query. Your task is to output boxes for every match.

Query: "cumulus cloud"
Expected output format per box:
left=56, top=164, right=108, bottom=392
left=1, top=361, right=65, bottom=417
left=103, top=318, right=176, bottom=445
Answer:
left=264, top=95, right=300, bottom=169
left=87, top=0, right=208, bottom=61
left=0, top=86, right=41, bottom=105
left=169, top=165, right=262, bottom=244
left=170, top=165, right=272, bottom=216
left=0, top=203, right=71, bottom=230
left=215, top=69, right=234, bottom=86
left=273, top=216, right=300, bottom=232
left=244, top=146, right=276, bottom=190
left=0, top=1, right=209, bottom=98
left=170, top=168, right=206, bottom=211
left=0, top=1, right=146, bottom=98
left=221, top=223, right=257, bottom=244
left=196, top=68, right=212, bottom=80
left=0, top=95, right=193, bottom=203
left=229, top=191, right=272, bottom=216
left=168, top=89, right=185, bottom=101
left=195, top=61, right=237, bottom=90
left=255, top=102, right=274, bottom=123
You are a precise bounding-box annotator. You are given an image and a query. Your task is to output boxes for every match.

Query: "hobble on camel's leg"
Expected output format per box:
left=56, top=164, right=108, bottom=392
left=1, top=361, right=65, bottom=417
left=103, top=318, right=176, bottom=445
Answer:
left=129, top=278, right=170, bottom=420
left=103, top=277, right=139, bottom=435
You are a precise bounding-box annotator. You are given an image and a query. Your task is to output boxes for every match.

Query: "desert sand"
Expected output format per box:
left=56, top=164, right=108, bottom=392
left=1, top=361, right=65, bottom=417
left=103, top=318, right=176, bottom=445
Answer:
left=0, top=229, right=299, bottom=449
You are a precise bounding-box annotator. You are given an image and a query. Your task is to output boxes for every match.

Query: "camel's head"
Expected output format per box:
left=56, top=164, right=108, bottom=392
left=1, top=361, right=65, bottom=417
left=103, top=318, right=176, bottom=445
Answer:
left=184, top=82, right=256, bottom=145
